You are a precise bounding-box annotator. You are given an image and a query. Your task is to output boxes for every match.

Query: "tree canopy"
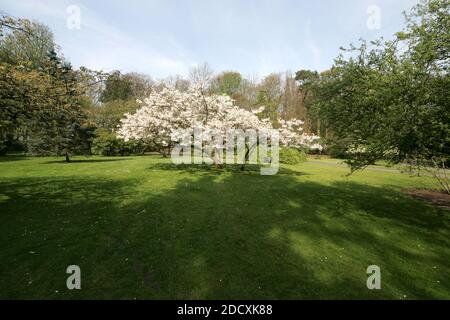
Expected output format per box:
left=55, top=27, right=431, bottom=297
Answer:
left=307, top=0, right=449, bottom=191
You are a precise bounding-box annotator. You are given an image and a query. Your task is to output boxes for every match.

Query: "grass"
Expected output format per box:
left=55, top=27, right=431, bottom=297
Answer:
left=0, top=155, right=449, bottom=299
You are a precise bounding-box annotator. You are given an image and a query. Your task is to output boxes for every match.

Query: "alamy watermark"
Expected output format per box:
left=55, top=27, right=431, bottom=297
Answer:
left=66, top=5, right=81, bottom=30
left=66, top=265, right=81, bottom=290
left=367, top=5, right=381, bottom=30
left=366, top=265, right=381, bottom=290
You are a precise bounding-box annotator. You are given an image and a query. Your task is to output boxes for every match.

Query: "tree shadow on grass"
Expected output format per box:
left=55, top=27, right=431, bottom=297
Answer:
left=147, top=162, right=309, bottom=176
left=127, top=174, right=449, bottom=299
left=0, top=155, right=29, bottom=163
left=0, top=172, right=448, bottom=299
left=0, top=176, right=142, bottom=299
left=43, top=158, right=133, bottom=164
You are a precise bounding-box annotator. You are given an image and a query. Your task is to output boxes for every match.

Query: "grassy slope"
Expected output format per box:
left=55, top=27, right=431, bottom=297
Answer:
left=0, top=155, right=448, bottom=299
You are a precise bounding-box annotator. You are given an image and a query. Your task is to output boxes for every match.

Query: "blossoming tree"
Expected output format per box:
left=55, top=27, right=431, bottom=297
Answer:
left=117, top=86, right=321, bottom=166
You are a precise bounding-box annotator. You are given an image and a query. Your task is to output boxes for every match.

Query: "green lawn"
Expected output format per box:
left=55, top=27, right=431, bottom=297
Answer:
left=0, top=155, right=448, bottom=299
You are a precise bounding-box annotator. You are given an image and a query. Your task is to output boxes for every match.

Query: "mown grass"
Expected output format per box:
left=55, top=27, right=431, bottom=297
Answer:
left=0, top=155, right=448, bottom=299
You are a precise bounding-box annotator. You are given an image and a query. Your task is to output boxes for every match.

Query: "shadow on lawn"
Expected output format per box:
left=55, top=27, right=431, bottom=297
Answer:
left=147, top=162, right=309, bottom=176
left=0, top=155, right=29, bottom=162
left=127, top=174, right=448, bottom=299
left=0, top=171, right=448, bottom=299
left=43, top=158, right=132, bottom=164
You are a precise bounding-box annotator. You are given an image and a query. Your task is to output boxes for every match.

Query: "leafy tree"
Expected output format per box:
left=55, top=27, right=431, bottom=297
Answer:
left=255, top=73, right=283, bottom=125
left=0, top=20, right=55, bottom=69
left=311, top=0, right=450, bottom=193
left=210, top=71, right=242, bottom=96
left=232, top=77, right=258, bottom=110
left=88, top=99, right=139, bottom=131
left=99, top=70, right=133, bottom=103
left=22, top=49, right=87, bottom=161
left=295, top=70, right=319, bottom=104
left=92, top=128, right=143, bottom=156
left=90, top=72, right=152, bottom=134
left=0, top=15, right=90, bottom=161
left=294, top=69, right=322, bottom=134
left=279, top=147, right=307, bottom=165
left=124, top=72, right=154, bottom=99
left=281, top=74, right=308, bottom=130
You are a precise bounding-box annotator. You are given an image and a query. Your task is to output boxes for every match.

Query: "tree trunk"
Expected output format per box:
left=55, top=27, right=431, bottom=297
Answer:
left=431, top=159, right=450, bottom=195
left=240, top=145, right=250, bottom=171
left=212, top=147, right=223, bottom=169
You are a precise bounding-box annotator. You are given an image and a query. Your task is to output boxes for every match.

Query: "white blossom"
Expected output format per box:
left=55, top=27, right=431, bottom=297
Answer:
left=117, top=86, right=322, bottom=159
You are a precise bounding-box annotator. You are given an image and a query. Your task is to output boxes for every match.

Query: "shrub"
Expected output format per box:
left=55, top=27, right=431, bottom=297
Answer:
left=91, top=129, right=144, bottom=156
left=0, top=141, right=8, bottom=156
left=328, top=144, right=349, bottom=159
left=279, top=147, right=307, bottom=165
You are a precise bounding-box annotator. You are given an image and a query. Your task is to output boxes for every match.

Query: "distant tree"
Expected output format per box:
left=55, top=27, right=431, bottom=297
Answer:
left=295, top=70, right=319, bottom=104
left=99, top=71, right=133, bottom=103
left=188, top=63, right=214, bottom=91
left=281, top=73, right=308, bottom=124
left=233, top=77, right=258, bottom=110
left=88, top=99, right=139, bottom=131
left=92, top=71, right=153, bottom=133
left=160, top=75, right=191, bottom=91
left=256, top=73, right=283, bottom=125
left=0, top=20, right=55, bottom=69
left=210, top=71, right=242, bottom=96
left=123, top=72, right=154, bottom=99
left=294, top=69, right=322, bottom=134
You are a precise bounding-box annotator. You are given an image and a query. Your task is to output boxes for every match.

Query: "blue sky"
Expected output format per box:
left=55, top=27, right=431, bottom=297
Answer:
left=0, top=0, right=418, bottom=79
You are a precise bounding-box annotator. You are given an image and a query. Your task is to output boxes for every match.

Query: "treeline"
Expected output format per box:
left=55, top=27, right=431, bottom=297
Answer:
left=81, top=66, right=320, bottom=137
left=88, top=68, right=325, bottom=158
left=0, top=14, right=320, bottom=160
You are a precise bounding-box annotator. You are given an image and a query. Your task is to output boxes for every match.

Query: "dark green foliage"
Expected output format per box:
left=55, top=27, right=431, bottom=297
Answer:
left=99, top=71, right=133, bottom=103
left=0, top=18, right=89, bottom=160
left=88, top=99, right=139, bottom=131
left=325, top=138, right=352, bottom=159
left=91, top=129, right=144, bottom=156
left=210, top=71, right=242, bottom=96
left=309, top=0, right=449, bottom=180
left=72, top=126, right=96, bottom=155
left=0, top=141, right=7, bottom=156
left=295, top=70, right=319, bottom=85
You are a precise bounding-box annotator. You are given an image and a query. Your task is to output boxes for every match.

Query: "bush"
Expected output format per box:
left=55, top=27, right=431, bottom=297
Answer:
left=324, top=138, right=354, bottom=159
left=328, top=144, right=349, bottom=159
left=279, top=147, right=307, bottom=165
left=91, top=129, right=144, bottom=156
left=0, top=141, right=8, bottom=156
left=72, top=126, right=96, bottom=155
